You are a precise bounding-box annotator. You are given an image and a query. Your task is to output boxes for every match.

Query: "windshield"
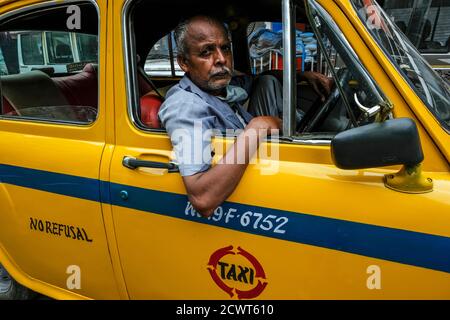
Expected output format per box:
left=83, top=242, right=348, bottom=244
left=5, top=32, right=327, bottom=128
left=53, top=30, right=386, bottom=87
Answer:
left=351, top=0, right=450, bottom=132
left=382, top=0, right=450, bottom=54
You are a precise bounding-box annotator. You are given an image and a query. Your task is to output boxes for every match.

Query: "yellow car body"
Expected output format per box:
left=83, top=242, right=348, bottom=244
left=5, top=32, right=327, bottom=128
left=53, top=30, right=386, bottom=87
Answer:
left=0, top=0, right=449, bottom=300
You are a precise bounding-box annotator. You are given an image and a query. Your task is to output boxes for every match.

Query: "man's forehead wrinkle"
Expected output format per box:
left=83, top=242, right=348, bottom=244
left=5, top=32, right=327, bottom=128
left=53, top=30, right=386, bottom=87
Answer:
left=187, top=28, right=211, bottom=44
left=187, top=20, right=228, bottom=43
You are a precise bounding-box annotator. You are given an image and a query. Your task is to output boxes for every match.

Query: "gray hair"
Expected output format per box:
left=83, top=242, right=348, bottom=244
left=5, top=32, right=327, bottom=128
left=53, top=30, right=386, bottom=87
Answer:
left=174, top=16, right=230, bottom=59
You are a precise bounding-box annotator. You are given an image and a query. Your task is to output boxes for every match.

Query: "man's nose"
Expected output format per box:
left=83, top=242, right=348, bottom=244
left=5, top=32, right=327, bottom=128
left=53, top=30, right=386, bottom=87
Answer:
left=214, top=48, right=227, bottom=65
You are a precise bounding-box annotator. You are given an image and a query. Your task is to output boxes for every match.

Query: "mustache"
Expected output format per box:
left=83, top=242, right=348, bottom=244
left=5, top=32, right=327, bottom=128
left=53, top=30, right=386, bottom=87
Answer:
left=209, top=67, right=232, bottom=78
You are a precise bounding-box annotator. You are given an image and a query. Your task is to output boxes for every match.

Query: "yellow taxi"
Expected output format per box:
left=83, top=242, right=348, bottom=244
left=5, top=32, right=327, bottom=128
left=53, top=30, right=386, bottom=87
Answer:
left=0, top=0, right=449, bottom=300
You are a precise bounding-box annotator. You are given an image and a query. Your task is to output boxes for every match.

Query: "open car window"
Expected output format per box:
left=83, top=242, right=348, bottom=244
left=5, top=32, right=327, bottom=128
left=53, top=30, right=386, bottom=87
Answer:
left=293, top=0, right=390, bottom=137
left=126, top=0, right=390, bottom=140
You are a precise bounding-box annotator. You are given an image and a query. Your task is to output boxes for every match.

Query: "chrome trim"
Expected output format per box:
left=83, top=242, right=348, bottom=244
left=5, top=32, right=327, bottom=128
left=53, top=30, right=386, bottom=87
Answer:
left=211, top=132, right=332, bottom=146
left=122, top=156, right=136, bottom=169
left=0, top=115, right=96, bottom=127
left=422, top=53, right=450, bottom=57
left=122, top=0, right=175, bottom=134
left=0, top=0, right=101, bottom=127
left=282, top=0, right=296, bottom=137
left=354, top=93, right=381, bottom=117
left=0, top=263, right=12, bottom=295
left=122, top=0, right=139, bottom=130
left=290, top=139, right=331, bottom=146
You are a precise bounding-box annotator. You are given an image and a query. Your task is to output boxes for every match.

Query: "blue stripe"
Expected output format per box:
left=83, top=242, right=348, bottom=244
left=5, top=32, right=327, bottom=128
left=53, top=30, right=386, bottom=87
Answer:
left=1, top=163, right=450, bottom=274
left=0, top=164, right=100, bottom=202
left=109, top=182, right=450, bottom=274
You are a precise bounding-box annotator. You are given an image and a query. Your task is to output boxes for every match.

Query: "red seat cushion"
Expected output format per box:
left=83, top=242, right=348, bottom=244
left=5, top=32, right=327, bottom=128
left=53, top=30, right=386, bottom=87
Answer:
left=52, top=63, right=98, bottom=109
left=140, top=93, right=163, bottom=128
left=2, top=96, right=16, bottom=115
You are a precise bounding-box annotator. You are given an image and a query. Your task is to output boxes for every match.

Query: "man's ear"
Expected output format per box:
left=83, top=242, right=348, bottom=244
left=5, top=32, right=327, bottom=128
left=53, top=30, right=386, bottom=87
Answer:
left=177, top=55, right=190, bottom=73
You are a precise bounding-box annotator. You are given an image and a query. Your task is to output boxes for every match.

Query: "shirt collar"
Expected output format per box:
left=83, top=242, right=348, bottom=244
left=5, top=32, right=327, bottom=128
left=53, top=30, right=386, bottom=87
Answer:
left=179, top=75, right=247, bottom=103
left=178, top=75, right=253, bottom=127
left=179, top=76, right=214, bottom=101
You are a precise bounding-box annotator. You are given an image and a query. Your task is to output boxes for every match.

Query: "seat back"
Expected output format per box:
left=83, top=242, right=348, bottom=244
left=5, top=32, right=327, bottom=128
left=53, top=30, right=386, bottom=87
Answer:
left=140, top=92, right=164, bottom=128
left=1, top=65, right=98, bottom=122
left=52, top=63, right=98, bottom=108
left=1, top=70, right=69, bottom=112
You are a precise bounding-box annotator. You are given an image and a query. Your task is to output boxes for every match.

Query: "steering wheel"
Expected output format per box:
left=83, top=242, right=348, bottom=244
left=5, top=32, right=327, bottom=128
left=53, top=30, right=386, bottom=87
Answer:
left=297, top=68, right=351, bottom=133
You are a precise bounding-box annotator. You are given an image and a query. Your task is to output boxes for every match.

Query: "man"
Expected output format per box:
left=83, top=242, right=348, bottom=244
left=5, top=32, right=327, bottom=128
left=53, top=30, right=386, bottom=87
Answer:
left=158, top=16, right=331, bottom=217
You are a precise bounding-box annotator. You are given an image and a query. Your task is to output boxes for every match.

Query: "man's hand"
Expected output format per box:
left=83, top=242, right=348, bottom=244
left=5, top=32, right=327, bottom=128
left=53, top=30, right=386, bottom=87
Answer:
left=246, top=116, right=282, bottom=135
left=300, top=71, right=334, bottom=102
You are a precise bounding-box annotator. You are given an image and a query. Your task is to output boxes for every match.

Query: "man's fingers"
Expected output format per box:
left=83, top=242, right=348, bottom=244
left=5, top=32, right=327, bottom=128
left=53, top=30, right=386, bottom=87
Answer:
left=311, top=81, right=326, bottom=102
left=322, top=78, right=332, bottom=96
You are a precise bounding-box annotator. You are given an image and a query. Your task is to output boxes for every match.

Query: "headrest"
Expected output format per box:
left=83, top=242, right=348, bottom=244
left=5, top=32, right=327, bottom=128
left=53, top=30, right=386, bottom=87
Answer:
left=83, top=63, right=98, bottom=74
left=140, top=93, right=164, bottom=128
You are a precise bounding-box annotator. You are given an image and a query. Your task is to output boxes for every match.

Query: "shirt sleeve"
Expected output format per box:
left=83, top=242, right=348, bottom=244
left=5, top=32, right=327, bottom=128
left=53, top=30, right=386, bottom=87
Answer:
left=159, top=94, right=217, bottom=177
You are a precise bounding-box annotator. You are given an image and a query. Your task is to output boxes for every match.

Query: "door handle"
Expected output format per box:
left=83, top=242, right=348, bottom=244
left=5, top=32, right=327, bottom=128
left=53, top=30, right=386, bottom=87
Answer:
left=122, top=156, right=179, bottom=173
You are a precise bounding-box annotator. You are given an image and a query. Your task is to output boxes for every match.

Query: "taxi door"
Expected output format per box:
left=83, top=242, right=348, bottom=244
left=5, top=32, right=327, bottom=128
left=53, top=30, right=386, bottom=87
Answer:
left=110, top=0, right=450, bottom=299
left=0, top=0, right=120, bottom=299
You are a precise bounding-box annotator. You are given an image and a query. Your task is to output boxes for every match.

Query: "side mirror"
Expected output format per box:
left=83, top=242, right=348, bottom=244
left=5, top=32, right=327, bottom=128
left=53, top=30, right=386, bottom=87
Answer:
left=331, top=118, right=433, bottom=194
left=331, top=118, right=423, bottom=170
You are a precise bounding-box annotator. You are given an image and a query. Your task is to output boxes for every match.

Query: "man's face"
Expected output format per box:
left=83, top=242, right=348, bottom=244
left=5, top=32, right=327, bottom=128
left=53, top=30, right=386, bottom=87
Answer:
left=178, top=19, right=233, bottom=94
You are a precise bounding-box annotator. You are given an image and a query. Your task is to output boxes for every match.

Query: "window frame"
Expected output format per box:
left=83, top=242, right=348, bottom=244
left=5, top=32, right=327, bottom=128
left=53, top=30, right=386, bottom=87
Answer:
left=0, top=0, right=101, bottom=127
left=122, top=0, right=167, bottom=134
left=122, top=0, right=329, bottom=143
left=122, top=0, right=387, bottom=147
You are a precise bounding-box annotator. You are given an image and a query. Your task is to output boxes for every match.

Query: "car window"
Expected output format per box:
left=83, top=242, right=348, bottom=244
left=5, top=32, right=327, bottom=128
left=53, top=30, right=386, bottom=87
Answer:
left=0, top=3, right=99, bottom=125
left=0, top=48, right=7, bottom=75
left=46, top=31, right=74, bottom=64
left=383, top=0, right=450, bottom=54
left=247, top=21, right=311, bottom=75
left=295, top=0, right=391, bottom=135
left=352, top=0, right=450, bottom=132
left=76, top=33, right=98, bottom=62
left=145, top=32, right=183, bottom=77
left=21, top=32, right=45, bottom=65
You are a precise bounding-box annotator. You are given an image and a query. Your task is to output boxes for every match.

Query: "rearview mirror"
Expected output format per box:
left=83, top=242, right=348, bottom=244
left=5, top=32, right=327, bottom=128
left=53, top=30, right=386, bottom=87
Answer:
left=331, top=118, right=423, bottom=170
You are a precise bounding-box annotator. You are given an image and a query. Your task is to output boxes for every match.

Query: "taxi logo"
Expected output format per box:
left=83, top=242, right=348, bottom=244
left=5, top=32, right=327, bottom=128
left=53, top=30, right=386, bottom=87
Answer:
left=207, top=245, right=267, bottom=299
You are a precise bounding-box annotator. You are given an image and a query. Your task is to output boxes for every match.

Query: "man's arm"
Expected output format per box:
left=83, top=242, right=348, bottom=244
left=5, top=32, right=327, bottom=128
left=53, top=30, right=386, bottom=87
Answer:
left=183, top=116, right=281, bottom=217
left=259, top=69, right=333, bottom=102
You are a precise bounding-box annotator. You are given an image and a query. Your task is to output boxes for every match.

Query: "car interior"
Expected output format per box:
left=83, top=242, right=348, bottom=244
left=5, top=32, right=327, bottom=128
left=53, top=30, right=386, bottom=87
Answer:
left=129, top=0, right=323, bottom=132
left=0, top=0, right=387, bottom=136
left=129, top=0, right=389, bottom=137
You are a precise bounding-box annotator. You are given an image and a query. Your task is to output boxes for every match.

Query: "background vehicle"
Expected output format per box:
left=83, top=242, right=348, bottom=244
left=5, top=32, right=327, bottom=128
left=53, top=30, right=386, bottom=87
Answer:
left=0, top=30, right=97, bottom=75
left=0, top=0, right=449, bottom=300
left=382, top=0, right=450, bottom=82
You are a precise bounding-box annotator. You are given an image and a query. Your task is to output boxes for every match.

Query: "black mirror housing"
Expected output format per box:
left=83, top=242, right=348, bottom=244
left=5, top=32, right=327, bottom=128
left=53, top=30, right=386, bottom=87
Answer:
left=331, top=118, right=424, bottom=170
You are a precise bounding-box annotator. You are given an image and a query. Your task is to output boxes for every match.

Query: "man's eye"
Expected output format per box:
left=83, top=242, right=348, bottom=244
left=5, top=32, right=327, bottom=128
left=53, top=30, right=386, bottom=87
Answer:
left=222, top=45, right=231, bottom=52
left=200, top=50, right=211, bottom=57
